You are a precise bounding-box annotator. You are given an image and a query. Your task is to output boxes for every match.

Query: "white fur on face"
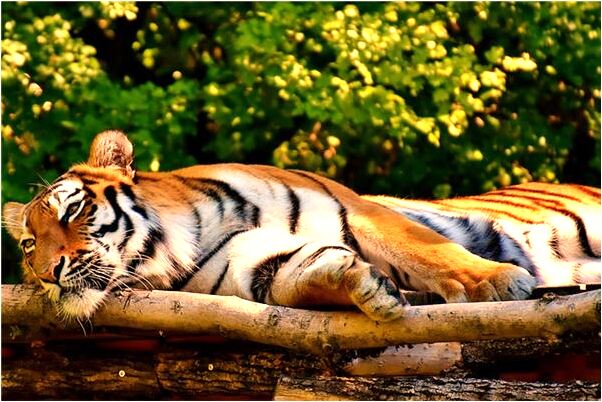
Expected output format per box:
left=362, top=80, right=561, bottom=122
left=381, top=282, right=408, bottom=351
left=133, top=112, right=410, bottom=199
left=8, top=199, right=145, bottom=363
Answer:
left=47, top=180, right=86, bottom=222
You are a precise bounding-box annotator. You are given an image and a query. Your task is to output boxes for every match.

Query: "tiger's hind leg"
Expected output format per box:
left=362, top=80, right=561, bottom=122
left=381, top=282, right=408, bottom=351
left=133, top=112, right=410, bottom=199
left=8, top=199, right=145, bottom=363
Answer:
left=269, top=242, right=409, bottom=321
left=347, top=202, right=537, bottom=303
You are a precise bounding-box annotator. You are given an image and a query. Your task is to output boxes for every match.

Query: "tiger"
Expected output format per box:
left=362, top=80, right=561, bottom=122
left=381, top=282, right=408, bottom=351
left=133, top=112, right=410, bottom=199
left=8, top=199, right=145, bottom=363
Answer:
left=3, top=130, right=600, bottom=321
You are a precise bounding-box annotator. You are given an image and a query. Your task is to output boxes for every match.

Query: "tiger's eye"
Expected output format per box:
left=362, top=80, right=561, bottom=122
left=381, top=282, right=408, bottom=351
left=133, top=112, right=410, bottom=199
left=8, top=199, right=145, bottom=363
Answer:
left=20, top=238, right=35, bottom=253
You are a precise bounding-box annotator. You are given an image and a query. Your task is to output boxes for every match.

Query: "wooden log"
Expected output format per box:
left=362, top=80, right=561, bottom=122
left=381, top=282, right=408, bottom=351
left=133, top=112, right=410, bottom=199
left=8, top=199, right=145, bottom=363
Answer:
left=1, top=342, right=334, bottom=400
left=2, top=285, right=600, bottom=355
left=334, top=331, right=600, bottom=377
left=3, top=330, right=599, bottom=378
left=460, top=330, right=602, bottom=367
left=2, top=348, right=159, bottom=400
left=2, top=335, right=599, bottom=399
left=339, top=342, right=463, bottom=376
left=156, top=347, right=333, bottom=399
left=274, top=375, right=601, bottom=401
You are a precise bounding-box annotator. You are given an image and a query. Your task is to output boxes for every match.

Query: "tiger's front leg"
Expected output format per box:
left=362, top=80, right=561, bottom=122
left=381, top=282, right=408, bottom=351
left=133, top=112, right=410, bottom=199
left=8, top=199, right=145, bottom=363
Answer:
left=268, top=242, right=409, bottom=321
left=190, top=228, right=408, bottom=321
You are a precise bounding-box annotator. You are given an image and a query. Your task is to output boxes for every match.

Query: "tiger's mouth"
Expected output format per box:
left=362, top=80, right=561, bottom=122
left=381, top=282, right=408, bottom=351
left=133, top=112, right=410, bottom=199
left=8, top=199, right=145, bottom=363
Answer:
left=39, top=258, right=123, bottom=319
left=37, top=278, right=110, bottom=320
left=57, top=287, right=109, bottom=320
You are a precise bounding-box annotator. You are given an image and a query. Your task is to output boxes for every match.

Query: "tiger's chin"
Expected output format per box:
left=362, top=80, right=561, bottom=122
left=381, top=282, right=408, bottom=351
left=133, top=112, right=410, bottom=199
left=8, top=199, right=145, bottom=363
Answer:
left=56, top=288, right=108, bottom=320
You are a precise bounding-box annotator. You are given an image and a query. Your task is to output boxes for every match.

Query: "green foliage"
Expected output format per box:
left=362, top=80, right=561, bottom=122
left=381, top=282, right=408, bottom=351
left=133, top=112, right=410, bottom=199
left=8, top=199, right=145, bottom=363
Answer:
left=201, top=2, right=601, bottom=196
left=1, top=2, right=202, bottom=205
left=3, top=2, right=599, bottom=204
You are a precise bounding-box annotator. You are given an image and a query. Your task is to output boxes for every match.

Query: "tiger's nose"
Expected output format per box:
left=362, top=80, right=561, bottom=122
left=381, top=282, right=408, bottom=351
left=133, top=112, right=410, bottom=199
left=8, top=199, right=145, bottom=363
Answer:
left=38, top=256, right=66, bottom=284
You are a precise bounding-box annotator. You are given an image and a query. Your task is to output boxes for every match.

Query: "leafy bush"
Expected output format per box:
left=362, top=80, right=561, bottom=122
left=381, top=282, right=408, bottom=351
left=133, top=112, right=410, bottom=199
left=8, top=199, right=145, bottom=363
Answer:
left=1, top=2, right=600, bottom=281
left=201, top=2, right=600, bottom=196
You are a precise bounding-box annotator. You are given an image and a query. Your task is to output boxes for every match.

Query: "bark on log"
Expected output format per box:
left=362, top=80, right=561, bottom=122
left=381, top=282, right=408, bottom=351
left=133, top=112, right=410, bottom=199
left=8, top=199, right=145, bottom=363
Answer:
left=336, top=331, right=601, bottom=377
left=3, top=330, right=599, bottom=378
left=2, top=343, right=334, bottom=400
left=274, top=376, right=601, bottom=401
left=2, top=338, right=599, bottom=400
left=2, top=348, right=160, bottom=400
left=2, top=285, right=600, bottom=355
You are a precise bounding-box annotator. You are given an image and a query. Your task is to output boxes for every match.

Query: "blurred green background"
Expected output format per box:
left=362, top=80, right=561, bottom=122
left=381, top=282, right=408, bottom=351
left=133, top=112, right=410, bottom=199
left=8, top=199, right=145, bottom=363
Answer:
left=2, top=2, right=600, bottom=282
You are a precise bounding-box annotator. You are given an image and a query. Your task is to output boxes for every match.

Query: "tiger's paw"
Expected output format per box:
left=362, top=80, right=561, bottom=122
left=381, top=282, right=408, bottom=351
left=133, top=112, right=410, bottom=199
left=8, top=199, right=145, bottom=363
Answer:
left=343, top=261, right=409, bottom=321
left=443, top=263, right=537, bottom=303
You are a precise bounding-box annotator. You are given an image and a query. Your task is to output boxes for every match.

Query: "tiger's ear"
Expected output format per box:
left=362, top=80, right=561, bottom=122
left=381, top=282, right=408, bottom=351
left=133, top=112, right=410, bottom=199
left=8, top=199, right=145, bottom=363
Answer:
left=3, top=202, right=25, bottom=240
left=87, top=130, right=135, bottom=178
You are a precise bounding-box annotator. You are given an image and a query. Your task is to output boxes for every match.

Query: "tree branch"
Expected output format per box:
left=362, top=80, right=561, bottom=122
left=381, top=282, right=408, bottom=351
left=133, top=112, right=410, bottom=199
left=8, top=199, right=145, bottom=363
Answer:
left=2, top=285, right=599, bottom=355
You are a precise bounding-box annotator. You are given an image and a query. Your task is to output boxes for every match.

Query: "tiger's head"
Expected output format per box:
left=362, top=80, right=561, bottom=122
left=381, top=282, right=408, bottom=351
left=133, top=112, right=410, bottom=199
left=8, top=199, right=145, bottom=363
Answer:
left=3, top=130, right=139, bottom=319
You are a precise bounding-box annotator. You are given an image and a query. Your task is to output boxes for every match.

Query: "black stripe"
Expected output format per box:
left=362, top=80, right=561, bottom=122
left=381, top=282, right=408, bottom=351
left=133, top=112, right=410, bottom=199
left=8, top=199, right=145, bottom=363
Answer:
left=175, top=176, right=258, bottom=224
left=401, top=210, right=451, bottom=238
left=171, top=230, right=247, bottom=290
left=81, top=178, right=98, bottom=185
left=285, top=184, right=301, bottom=234
left=250, top=246, right=304, bottom=303
left=456, top=217, right=502, bottom=261
left=92, top=186, right=122, bottom=237
left=560, top=209, right=598, bottom=258
left=127, top=226, right=164, bottom=273
left=64, top=188, right=81, bottom=202
left=98, top=186, right=134, bottom=251
left=133, top=174, right=161, bottom=184
left=52, top=256, right=66, bottom=282
left=201, top=188, right=225, bottom=219
left=200, top=178, right=248, bottom=220
left=91, top=236, right=111, bottom=252
left=500, top=194, right=598, bottom=258
left=572, top=185, right=601, bottom=200
left=337, top=207, right=361, bottom=254
left=549, top=228, right=562, bottom=258
left=493, top=187, right=584, bottom=203
left=388, top=264, right=405, bottom=288
left=65, top=253, right=94, bottom=279
left=291, top=170, right=362, bottom=255
left=82, top=185, right=97, bottom=199
left=85, top=204, right=98, bottom=222
left=210, top=263, right=229, bottom=295
left=430, top=200, right=537, bottom=223
left=251, top=205, right=261, bottom=227
left=300, top=245, right=351, bottom=271
left=466, top=195, right=539, bottom=211
left=119, top=210, right=133, bottom=251
left=120, top=184, right=148, bottom=219
left=60, top=200, right=81, bottom=225
left=191, top=205, right=203, bottom=249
